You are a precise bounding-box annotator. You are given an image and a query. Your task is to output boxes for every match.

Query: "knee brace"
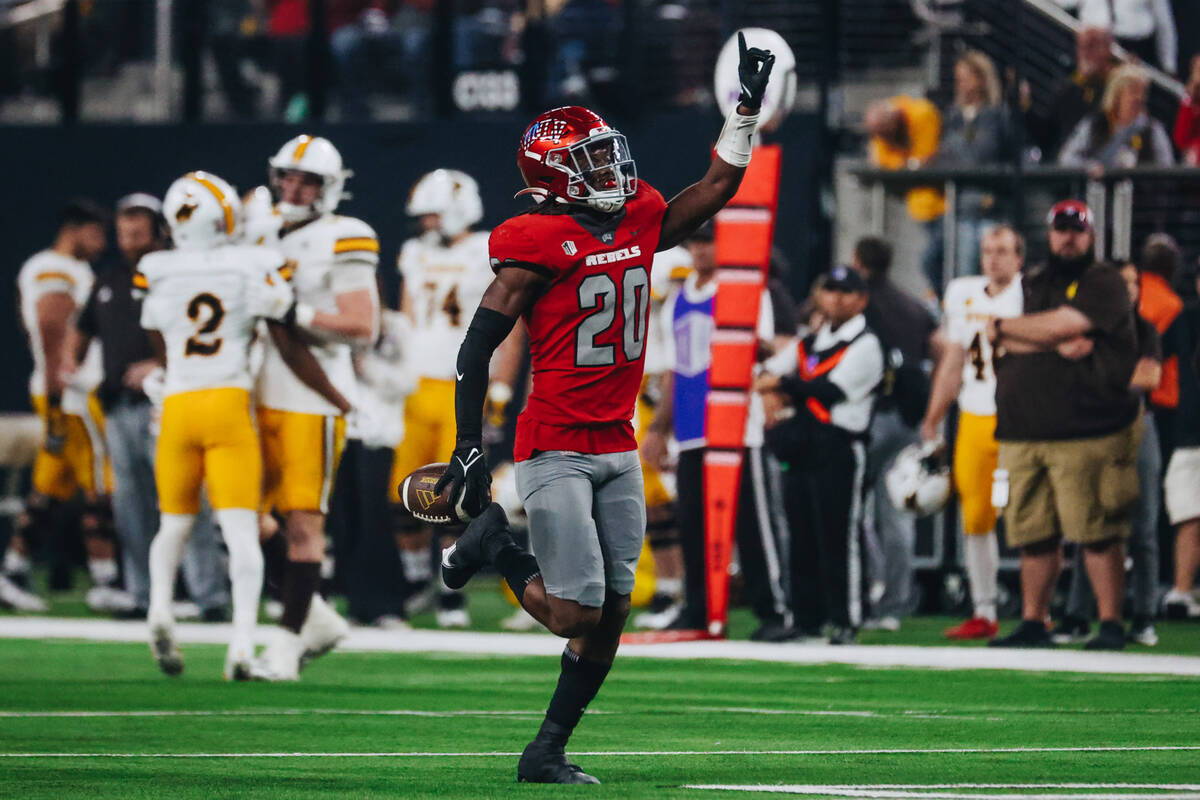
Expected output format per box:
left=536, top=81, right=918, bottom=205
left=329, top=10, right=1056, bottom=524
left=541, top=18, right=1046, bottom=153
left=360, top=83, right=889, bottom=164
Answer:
left=646, top=504, right=679, bottom=549
left=1021, top=535, right=1062, bottom=556
left=82, top=497, right=116, bottom=541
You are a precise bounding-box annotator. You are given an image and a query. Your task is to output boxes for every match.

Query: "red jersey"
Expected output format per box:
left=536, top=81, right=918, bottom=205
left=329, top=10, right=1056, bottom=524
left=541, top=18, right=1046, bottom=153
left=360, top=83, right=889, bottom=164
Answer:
left=490, top=183, right=669, bottom=461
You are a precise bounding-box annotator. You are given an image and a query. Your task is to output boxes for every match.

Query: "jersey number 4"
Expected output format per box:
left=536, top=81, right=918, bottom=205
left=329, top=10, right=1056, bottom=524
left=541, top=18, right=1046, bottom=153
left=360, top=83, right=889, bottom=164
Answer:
left=576, top=266, right=649, bottom=367
left=185, top=292, right=225, bottom=356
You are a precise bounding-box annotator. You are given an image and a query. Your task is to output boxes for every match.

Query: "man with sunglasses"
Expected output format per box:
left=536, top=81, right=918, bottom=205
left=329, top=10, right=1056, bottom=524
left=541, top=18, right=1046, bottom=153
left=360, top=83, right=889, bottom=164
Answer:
left=987, top=200, right=1140, bottom=651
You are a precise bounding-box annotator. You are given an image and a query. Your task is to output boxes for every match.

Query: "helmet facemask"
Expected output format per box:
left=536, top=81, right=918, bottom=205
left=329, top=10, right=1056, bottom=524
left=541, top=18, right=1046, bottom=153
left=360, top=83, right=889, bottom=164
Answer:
left=548, top=131, right=637, bottom=214
left=270, top=167, right=342, bottom=224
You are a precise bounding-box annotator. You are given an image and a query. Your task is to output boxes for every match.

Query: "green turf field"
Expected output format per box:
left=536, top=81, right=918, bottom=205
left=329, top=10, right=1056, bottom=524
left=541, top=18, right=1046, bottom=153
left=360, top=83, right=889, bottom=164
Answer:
left=0, top=637, right=1197, bottom=799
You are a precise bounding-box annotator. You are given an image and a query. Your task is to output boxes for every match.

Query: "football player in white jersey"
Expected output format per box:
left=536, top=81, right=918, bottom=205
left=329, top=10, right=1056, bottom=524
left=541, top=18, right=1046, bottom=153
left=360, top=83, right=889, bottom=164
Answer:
left=254, top=135, right=380, bottom=680
left=6, top=200, right=127, bottom=614
left=920, top=224, right=1025, bottom=640
left=140, top=171, right=351, bottom=680
left=391, top=169, right=522, bottom=627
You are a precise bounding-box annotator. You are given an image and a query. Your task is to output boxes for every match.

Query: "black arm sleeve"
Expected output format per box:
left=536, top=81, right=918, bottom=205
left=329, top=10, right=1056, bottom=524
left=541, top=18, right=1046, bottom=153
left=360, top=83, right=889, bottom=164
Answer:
left=778, top=374, right=847, bottom=407
left=454, top=306, right=518, bottom=446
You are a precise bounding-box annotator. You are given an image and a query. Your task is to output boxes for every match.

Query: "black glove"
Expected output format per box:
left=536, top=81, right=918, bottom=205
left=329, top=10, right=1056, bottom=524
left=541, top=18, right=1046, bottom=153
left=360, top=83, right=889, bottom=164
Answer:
left=736, top=30, right=775, bottom=111
left=434, top=441, right=492, bottom=521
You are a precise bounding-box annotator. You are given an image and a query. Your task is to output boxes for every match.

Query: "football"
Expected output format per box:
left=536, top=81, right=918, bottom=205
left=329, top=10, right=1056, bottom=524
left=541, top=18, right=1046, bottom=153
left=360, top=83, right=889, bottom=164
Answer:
left=400, top=462, right=490, bottom=525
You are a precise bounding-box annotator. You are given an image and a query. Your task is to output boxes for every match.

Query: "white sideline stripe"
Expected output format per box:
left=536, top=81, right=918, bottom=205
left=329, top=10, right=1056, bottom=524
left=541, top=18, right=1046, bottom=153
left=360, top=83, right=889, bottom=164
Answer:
left=685, top=789, right=1200, bottom=800
left=3, top=617, right=1200, bottom=676
left=1, top=746, right=1199, bottom=759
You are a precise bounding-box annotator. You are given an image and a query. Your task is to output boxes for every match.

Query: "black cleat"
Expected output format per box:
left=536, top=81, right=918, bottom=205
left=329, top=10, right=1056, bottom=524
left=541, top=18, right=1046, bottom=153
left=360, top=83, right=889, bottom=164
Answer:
left=1050, top=614, right=1090, bottom=644
left=1083, top=620, right=1127, bottom=651
left=517, top=739, right=600, bottom=784
left=440, top=503, right=509, bottom=591
left=988, top=619, right=1055, bottom=648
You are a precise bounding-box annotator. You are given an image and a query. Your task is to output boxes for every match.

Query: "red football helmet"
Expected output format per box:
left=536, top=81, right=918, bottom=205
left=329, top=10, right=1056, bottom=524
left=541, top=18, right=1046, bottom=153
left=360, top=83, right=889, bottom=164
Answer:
left=516, top=106, right=637, bottom=213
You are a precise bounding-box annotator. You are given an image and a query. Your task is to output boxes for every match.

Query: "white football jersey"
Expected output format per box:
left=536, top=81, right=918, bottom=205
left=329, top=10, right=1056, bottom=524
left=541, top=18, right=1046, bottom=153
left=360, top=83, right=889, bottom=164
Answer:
left=139, top=245, right=294, bottom=397
left=397, top=230, right=491, bottom=381
left=943, top=275, right=1024, bottom=416
left=644, top=246, right=694, bottom=377
left=257, top=214, right=380, bottom=415
left=18, top=250, right=103, bottom=409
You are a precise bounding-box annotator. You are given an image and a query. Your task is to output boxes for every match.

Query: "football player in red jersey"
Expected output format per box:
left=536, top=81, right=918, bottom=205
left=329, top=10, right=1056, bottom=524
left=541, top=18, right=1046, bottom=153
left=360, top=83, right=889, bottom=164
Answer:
left=433, top=34, right=774, bottom=784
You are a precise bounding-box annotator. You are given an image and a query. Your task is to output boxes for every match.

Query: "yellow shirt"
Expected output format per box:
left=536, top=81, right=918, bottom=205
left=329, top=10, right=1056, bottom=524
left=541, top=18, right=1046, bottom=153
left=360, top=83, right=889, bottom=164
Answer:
left=869, top=96, right=945, bottom=222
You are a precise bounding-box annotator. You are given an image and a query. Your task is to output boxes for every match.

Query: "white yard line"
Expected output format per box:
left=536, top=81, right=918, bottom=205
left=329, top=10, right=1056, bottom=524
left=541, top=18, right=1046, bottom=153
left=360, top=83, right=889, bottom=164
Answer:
left=0, top=709, right=544, bottom=719
left=2, top=617, right=1199, bottom=676
left=1, top=745, right=1198, bottom=759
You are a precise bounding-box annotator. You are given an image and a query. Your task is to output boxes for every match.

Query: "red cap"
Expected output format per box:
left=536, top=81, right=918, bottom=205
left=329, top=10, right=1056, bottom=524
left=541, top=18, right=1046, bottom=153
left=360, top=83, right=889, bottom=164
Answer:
left=1047, top=200, right=1092, bottom=231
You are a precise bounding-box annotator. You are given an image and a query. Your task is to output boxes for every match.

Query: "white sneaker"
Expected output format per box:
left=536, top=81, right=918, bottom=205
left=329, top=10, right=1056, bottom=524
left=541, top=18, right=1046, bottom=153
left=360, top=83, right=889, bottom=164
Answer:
left=0, top=574, right=47, bottom=612
left=87, top=585, right=137, bottom=614
left=860, top=616, right=901, bottom=632
left=370, top=614, right=411, bottom=631
left=299, top=594, right=349, bottom=670
left=249, top=629, right=303, bottom=681
left=148, top=620, right=184, bottom=677
left=1162, top=588, right=1200, bottom=619
left=633, top=602, right=683, bottom=631
left=436, top=607, right=471, bottom=628
left=501, top=607, right=539, bottom=631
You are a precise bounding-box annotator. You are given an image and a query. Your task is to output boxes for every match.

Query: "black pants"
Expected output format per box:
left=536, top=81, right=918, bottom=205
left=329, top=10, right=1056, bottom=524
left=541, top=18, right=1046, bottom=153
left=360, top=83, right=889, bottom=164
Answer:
left=327, top=439, right=408, bottom=623
left=781, top=434, right=867, bottom=631
left=677, top=447, right=792, bottom=629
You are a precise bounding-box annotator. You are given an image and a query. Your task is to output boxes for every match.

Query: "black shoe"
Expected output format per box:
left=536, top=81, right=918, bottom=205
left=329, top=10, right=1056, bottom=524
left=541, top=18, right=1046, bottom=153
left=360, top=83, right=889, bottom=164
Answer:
left=828, top=625, right=857, bottom=645
left=1050, top=614, right=1090, bottom=644
left=1084, top=620, right=1127, bottom=651
left=517, top=726, right=600, bottom=785
left=988, top=620, right=1055, bottom=648
left=440, top=503, right=509, bottom=591
left=750, top=620, right=796, bottom=642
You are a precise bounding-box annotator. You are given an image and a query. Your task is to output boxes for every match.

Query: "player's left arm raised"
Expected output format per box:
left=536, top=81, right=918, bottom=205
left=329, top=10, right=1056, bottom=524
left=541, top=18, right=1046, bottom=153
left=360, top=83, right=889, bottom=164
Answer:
left=657, top=32, right=774, bottom=251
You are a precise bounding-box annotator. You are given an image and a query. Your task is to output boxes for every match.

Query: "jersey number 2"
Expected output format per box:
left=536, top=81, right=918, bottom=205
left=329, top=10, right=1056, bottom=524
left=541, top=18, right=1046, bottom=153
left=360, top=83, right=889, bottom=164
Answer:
left=576, top=266, right=649, bottom=367
left=185, top=292, right=225, bottom=356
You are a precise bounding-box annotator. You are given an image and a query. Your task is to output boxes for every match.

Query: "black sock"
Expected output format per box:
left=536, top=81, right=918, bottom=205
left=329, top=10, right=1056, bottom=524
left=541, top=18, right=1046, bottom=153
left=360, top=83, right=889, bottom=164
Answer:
left=493, top=545, right=540, bottom=603
left=261, top=532, right=288, bottom=601
left=542, top=648, right=612, bottom=742
left=280, top=560, right=321, bottom=633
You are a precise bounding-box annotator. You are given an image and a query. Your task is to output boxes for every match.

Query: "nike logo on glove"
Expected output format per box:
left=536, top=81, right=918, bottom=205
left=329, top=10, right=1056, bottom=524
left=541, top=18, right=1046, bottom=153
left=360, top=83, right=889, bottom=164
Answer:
left=456, top=369, right=465, bottom=381
left=455, top=448, right=484, bottom=470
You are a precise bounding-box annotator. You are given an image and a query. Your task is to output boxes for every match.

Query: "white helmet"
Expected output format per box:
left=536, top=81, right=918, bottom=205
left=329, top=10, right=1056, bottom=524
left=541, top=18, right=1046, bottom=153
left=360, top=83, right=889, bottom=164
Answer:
left=406, top=169, right=484, bottom=239
left=267, top=134, right=349, bottom=223
left=885, top=440, right=951, bottom=517
left=240, top=185, right=281, bottom=246
left=163, top=171, right=242, bottom=250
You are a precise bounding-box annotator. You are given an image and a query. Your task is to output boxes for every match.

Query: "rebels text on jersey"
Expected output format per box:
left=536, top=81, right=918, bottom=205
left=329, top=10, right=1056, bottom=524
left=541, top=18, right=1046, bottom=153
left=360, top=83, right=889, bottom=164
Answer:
left=490, top=183, right=669, bottom=461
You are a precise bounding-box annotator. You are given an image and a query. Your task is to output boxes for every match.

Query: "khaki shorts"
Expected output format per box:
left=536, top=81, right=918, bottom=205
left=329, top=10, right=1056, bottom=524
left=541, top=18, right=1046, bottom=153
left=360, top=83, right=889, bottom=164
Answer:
left=997, top=419, right=1141, bottom=548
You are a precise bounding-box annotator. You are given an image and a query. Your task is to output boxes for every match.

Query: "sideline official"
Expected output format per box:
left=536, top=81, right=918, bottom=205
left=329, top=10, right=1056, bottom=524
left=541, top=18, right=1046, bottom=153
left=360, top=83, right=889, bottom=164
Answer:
left=988, top=201, right=1139, bottom=651
left=757, top=267, right=884, bottom=644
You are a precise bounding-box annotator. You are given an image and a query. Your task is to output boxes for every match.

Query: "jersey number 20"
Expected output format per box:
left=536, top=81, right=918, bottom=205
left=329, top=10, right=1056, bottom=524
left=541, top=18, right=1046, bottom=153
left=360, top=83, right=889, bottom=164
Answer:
left=576, top=266, right=649, bottom=367
left=185, top=292, right=225, bottom=356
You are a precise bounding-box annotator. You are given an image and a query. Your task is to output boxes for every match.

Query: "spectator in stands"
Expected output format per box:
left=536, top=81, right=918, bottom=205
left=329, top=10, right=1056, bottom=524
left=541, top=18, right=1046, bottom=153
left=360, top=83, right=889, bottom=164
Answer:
left=757, top=266, right=885, bottom=644
left=1139, top=234, right=1183, bottom=458
left=863, top=97, right=945, bottom=292
left=69, top=194, right=230, bottom=620
left=1160, top=263, right=1200, bottom=619
left=1074, top=0, right=1177, bottom=75
left=642, top=222, right=793, bottom=641
left=1053, top=260, right=1162, bottom=646
left=850, top=237, right=941, bottom=631
left=939, top=50, right=1015, bottom=279
left=1024, top=26, right=1118, bottom=162
left=329, top=0, right=423, bottom=120
left=989, top=200, right=1140, bottom=651
left=1059, top=64, right=1175, bottom=169
left=1173, top=54, right=1200, bottom=165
